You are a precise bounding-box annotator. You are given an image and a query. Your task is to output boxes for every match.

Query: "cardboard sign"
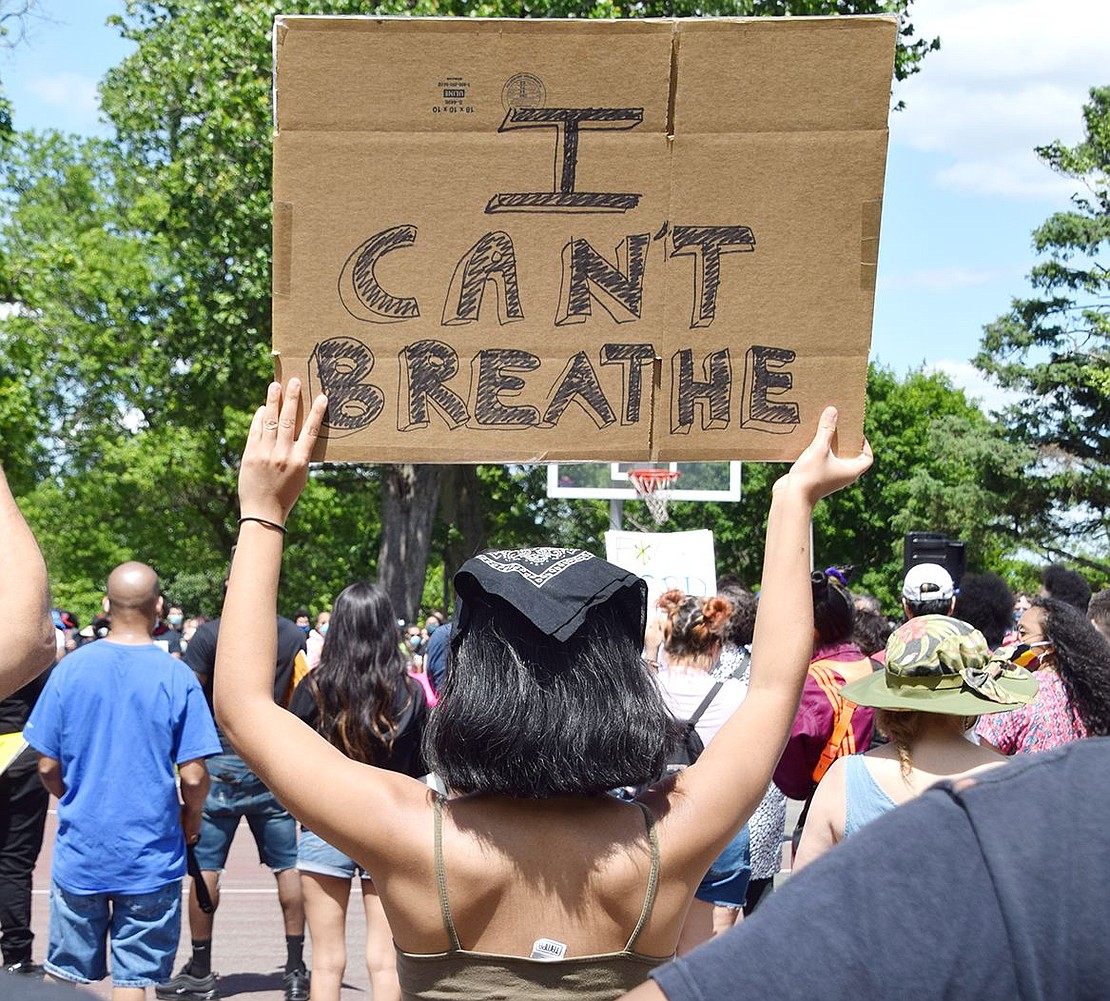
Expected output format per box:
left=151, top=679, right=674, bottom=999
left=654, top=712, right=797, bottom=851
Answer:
left=272, top=15, right=895, bottom=463
left=605, top=529, right=716, bottom=609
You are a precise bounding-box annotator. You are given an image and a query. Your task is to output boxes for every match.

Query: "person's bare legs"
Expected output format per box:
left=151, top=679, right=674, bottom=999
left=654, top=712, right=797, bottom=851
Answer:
left=300, top=873, right=348, bottom=1001
left=712, top=904, right=742, bottom=936
left=113, top=988, right=145, bottom=1001
left=676, top=899, right=715, bottom=955
left=275, top=868, right=305, bottom=936
left=362, top=880, right=400, bottom=1001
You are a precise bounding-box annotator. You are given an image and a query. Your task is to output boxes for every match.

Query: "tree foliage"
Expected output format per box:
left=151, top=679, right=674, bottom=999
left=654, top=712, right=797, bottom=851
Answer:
left=644, top=365, right=1033, bottom=612
left=1, top=0, right=937, bottom=624
left=975, top=86, right=1110, bottom=572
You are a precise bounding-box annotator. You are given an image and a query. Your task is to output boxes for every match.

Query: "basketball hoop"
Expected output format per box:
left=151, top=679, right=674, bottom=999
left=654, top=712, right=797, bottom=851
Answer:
left=628, top=469, right=680, bottom=526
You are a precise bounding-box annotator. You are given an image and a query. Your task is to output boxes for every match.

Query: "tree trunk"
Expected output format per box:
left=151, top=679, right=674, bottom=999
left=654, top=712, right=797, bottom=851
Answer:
left=439, top=465, right=488, bottom=610
left=377, top=463, right=444, bottom=622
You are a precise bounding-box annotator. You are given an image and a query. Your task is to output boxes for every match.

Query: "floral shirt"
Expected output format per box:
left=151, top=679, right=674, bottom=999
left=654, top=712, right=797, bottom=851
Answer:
left=977, top=669, right=1088, bottom=754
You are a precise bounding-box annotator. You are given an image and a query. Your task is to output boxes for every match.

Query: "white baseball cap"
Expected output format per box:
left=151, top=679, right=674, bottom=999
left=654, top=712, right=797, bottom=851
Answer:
left=903, top=563, right=955, bottom=603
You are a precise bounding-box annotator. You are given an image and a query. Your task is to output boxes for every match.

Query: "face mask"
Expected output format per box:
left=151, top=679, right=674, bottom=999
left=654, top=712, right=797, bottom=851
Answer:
left=408, top=635, right=421, bottom=649
left=299, top=624, right=310, bottom=635
left=319, top=623, right=329, bottom=636
left=168, top=614, right=184, bottom=628
left=426, top=621, right=438, bottom=634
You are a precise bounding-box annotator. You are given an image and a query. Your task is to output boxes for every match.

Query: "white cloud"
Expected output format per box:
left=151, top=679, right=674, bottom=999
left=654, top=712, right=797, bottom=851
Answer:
left=878, top=265, right=1014, bottom=293
left=891, top=0, right=1109, bottom=200
left=27, top=72, right=99, bottom=120
left=929, top=360, right=1021, bottom=415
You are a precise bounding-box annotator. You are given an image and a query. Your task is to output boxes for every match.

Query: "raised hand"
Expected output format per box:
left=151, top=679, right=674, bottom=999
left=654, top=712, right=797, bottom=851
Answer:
left=777, top=406, right=873, bottom=505
left=238, top=379, right=328, bottom=525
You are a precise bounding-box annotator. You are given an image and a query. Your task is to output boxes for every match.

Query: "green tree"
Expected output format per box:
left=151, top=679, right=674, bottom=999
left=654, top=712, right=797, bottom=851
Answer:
left=1, top=0, right=937, bottom=621
left=650, top=365, right=1031, bottom=613
left=976, top=86, right=1110, bottom=575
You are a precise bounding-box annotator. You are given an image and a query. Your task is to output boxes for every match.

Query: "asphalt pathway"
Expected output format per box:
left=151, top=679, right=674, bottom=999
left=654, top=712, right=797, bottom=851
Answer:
left=31, top=807, right=371, bottom=1000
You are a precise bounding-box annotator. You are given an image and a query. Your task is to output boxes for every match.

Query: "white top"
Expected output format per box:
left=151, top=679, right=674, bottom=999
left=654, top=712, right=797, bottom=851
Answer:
left=654, top=669, right=746, bottom=747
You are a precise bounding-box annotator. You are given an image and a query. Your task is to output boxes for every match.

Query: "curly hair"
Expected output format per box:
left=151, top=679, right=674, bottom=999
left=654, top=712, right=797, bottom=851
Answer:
left=1035, top=596, right=1110, bottom=736
left=307, top=581, right=418, bottom=765
left=1042, top=564, right=1092, bottom=613
left=954, top=572, right=1014, bottom=650
left=717, top=583, right=757, bottom=647
left=657, top=589, right=733, bottom=659
left=1088, top=588, right=1110, bottom=641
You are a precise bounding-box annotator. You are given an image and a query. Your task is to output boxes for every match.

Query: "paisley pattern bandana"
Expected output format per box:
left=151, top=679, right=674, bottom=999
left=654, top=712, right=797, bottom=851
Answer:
left=454, top=547, right=647, bottom=644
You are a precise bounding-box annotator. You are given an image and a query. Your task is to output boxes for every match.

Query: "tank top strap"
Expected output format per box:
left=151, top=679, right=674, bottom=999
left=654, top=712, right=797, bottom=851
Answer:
left=624, top=801, right=660, bottom=952
left=433, top=795, right=462, bottom=951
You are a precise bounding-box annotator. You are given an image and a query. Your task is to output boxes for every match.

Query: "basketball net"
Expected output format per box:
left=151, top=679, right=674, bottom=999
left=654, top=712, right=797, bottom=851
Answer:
left=628, top=469, right=680, bottom=526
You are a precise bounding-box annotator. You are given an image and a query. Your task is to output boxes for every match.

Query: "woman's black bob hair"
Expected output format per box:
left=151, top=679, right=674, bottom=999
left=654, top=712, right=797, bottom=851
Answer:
left=424, top=587, right=683, bottom=798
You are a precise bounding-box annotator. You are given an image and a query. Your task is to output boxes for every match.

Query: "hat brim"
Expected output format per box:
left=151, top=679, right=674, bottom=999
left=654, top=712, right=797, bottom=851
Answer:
left=840, top=670, right=1040, bottom=716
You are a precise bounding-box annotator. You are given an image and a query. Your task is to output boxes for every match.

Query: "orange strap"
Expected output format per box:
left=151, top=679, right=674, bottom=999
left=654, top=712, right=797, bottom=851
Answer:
left=808, top=659, right=866, bottom=785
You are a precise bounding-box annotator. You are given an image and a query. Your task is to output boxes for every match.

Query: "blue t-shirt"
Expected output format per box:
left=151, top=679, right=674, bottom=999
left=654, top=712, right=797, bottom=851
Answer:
left=25, top=640, right=221, bottom=894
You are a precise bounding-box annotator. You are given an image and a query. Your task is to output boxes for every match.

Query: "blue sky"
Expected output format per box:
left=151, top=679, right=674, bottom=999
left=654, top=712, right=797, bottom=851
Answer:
left=3, top=0, right=1107, bottom=414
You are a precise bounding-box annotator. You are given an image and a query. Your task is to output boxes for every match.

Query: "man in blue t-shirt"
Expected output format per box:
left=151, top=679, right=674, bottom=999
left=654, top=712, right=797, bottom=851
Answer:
left=24, top=562, right=220, bottom=996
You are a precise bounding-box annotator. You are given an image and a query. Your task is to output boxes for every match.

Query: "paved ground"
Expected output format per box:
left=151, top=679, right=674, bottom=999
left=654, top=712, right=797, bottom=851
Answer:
left=31, top=808, right=371, bottom=1000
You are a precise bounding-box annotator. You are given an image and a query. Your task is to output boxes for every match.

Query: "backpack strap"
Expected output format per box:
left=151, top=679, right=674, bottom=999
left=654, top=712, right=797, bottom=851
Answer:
left=687, top=681, right=725, bottom=730
left=808, top=659, right=860, bottom=786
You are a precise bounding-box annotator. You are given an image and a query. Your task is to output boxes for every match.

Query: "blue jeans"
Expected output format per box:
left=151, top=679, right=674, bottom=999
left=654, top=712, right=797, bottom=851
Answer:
left=44, top=880, right=181, bottom=986
left=192, top=753, right=297, bottom=872
left=296, top=828, right=372, bottom=881
left=694, top=825, right=752, bottom=908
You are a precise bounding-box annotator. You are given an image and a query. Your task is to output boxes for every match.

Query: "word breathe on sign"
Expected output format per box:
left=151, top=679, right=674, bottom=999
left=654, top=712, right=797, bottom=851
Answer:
left=313, top=104, right=802, bottom=440
left=312, top=336, right=798, bottom=436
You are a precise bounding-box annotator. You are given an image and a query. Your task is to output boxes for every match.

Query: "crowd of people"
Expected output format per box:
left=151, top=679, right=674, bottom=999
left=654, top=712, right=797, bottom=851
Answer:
left=1, top=379, right=1109, bottom=1001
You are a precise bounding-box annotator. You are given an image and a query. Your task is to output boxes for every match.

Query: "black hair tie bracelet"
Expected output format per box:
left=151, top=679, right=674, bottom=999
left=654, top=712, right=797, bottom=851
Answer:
left=238, top=516, right=287, bottom=535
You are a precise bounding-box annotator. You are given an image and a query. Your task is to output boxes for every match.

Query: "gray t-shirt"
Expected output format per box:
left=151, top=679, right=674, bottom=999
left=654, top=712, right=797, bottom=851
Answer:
left=652, top=738, right=1110, bottom=1001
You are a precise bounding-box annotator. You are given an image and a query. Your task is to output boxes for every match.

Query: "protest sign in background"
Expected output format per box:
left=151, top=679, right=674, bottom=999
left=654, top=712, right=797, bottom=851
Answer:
left=605, top=529, right=717, bottom=609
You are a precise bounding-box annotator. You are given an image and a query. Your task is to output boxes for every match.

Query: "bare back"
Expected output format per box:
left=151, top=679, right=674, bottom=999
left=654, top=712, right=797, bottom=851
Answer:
left=371, top=792, right=684, bottom=959
left=794, top=723, right=1008, bottom=870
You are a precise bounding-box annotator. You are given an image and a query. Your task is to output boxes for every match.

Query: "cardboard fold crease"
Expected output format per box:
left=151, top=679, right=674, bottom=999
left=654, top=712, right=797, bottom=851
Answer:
left=272, top=14, right=895, bottom=463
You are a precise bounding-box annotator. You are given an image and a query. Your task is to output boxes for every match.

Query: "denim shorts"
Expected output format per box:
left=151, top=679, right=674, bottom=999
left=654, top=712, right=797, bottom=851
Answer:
left=192, top=753, right=297, bottom=872
left=695, top=825, right=752, bottom=908
left=44, top=880, right=180, bottom=986
left=296, top=828, right=372, bottom=881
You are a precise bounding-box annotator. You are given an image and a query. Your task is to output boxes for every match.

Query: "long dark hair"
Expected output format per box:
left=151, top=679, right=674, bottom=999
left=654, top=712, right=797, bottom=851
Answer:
left=425, top=599, right=682, bottom=797
left=309, top=581, right=415, bottom=764
left=812, top=571, right=855, bottom=647
left=1035, top=597, right=1110, bottom=736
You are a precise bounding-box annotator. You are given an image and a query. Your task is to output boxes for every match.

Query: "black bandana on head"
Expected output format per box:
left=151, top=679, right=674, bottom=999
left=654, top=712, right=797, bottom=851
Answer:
left=454, top=547, right=647, bottom=645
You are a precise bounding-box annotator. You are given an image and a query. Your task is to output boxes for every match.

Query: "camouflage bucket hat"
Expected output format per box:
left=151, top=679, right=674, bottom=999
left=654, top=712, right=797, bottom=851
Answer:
left=840, top=615, right=1040, bottom=715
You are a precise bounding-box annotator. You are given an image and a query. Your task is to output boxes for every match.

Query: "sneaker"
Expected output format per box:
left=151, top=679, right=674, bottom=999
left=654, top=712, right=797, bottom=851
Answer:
left=155, top=966, right=220, bottom=1001
left=282, top=967, right=310, bottom=1001
left=4, top=961, right=44, bottom=978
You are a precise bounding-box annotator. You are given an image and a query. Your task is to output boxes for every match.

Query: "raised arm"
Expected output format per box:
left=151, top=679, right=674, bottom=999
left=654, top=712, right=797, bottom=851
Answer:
left=0, top=464, right=55, bottom=698
left=653, top=408, right=871, bottom=864
left=215, top=380, right=431, bottom=870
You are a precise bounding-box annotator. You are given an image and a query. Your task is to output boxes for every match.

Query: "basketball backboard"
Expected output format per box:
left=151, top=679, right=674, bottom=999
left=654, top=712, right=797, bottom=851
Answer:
left=547, top=461, right=741, bottom=502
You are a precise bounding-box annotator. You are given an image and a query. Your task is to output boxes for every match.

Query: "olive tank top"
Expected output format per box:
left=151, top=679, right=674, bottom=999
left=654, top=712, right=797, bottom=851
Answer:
left=394, top=797, right=670, bottom=1000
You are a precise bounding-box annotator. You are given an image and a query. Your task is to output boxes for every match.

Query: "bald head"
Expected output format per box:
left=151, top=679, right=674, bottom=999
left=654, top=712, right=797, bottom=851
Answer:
left=106, top=562, right=161, bottom=619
